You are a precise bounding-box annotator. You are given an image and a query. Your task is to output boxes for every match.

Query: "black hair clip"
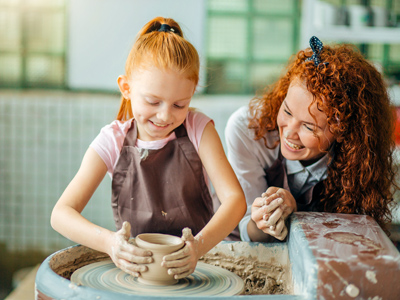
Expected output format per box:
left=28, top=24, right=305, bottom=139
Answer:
left=158, top=24, right=175, bottom=33
left=306, top=36, right=328, bottom=67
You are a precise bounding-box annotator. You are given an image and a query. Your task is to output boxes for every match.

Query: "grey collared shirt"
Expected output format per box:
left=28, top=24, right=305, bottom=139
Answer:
left=285, top=154, right=329, bottom=199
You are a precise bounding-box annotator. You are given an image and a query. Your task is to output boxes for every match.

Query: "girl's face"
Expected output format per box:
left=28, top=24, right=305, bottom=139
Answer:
left=119, top=67, right=196, bottom=141
left=277, top=79, right=336, bottom=165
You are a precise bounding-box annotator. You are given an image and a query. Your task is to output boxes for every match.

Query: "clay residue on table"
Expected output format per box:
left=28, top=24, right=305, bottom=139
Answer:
left=295, top=212, right=400, bottom=299
left=200, top=252, right=288, bottom=295
left=324, top=231, right=383, bottom=254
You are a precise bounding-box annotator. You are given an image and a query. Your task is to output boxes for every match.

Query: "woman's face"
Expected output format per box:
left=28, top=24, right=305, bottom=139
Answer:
left=120, top=66, right=196, bottom=141
left=277, top=79, right=336, bottom=165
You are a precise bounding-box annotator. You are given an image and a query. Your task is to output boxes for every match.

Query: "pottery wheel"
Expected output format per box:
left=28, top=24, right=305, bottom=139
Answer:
left=71, top=260, right=244, bottom=296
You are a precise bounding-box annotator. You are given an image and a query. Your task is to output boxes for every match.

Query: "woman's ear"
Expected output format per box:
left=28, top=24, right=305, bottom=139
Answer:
left=117, top=75, right=131, bottom=99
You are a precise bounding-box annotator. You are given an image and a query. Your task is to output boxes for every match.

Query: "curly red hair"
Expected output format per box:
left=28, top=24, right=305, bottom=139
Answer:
left=249, top=43, right=398, bottom=233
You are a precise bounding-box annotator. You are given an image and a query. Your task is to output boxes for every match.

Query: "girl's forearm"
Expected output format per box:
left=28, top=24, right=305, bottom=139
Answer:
left=51, top=204, right=114, bottom=255
left=194, top=197, right=246, bottom=258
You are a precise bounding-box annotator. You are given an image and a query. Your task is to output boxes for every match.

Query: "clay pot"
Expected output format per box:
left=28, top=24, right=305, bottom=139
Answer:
left=135, top=233, right=184, bottom=285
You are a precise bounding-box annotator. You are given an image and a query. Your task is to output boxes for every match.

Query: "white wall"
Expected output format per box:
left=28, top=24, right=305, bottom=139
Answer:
left=68, top=0, right=206, bottom=91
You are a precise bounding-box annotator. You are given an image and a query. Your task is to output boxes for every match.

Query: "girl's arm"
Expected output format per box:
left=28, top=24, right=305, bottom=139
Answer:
left=51, top=147, right=110, bottom=251
left=51, top=147, right=152, bottom=276
left=195, top=122, right=247, bottom=255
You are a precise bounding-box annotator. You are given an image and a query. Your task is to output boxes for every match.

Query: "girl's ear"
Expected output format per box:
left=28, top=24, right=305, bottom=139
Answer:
left=117, top=75, right=131, bottom=99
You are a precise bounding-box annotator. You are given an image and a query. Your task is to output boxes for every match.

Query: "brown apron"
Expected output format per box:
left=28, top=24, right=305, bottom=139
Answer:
left=111, top=120, right=214, bottom=237
left=264, top=151, right=325, bottom=211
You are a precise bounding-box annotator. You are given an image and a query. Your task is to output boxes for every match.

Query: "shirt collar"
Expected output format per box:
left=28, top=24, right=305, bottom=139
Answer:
left=285, top=159, right=304, bottom=175
left=285, top=152, right=330, bottom=181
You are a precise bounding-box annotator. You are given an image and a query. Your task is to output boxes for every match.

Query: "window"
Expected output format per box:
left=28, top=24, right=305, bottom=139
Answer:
left=206, top=0, right=301, bottom=94
left=0, top=0, right=66, bottom=88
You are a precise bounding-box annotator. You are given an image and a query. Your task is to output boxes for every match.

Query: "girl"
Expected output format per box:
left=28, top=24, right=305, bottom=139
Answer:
left=225, top=36, right=398, bottom=242
left=51, top=17, right=246, bottom=279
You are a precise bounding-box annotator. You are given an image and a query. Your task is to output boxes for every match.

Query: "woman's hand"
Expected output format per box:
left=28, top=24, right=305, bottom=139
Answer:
left=251, top=187, right=296, bottom=240
left=161, top=228, right=199, bottom=280
left=107, top=221, right=153, bottom=277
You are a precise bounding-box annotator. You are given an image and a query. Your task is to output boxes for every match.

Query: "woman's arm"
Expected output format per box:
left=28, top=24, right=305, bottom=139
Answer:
left=225, top=107, right=279, bottom=241
left=224, top=107, right=296, bottom=242
left=51, top=147, right=151, bottom=276
left=247, top=187, right=296, bottom=242
left=224, top=108, right=272, bottom=208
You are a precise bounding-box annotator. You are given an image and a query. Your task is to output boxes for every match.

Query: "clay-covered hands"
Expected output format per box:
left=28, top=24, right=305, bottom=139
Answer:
left=161, top=228, right=199, bottom=280
left=107, top=221, right=153, bottom=277
left=251, top=187, right=297, bottom=240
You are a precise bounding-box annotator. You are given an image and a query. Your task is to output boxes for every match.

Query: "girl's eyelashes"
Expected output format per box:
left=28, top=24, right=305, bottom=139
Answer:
left=145, top=99, right=186, bottom=109
left=284, top=109, right=292, bottom=116
left=144, top=98, right=159, bottom=105
left=174, top=104, right=185, bottom=109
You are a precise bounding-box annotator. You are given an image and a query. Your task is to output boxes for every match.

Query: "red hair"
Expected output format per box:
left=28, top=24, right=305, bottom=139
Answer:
left=116, top=17, right=200, bottom=121
left=249, top=43, right=398, bottom=233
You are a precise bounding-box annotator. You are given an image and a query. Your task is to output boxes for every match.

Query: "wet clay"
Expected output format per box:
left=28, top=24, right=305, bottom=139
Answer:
left=135, top=233, right=185, bottom=285
left=49, top=246, right=109, bottom=280
left=200, top=251, right=288, bottom=295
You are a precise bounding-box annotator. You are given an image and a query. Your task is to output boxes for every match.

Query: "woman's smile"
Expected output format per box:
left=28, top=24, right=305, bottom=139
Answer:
left=283, top=137, right=304, bottom=150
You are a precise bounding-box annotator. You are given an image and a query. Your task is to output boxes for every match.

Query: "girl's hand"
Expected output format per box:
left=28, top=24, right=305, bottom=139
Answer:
left=108, top=221, right=153, bottom=277
left=161, top=228, right=198, bottom=280
left=251, top=187, right=296, bottom=240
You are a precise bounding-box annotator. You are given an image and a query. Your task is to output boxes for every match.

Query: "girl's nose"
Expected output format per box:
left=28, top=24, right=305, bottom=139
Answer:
left=157, top=107, right=170, bottom=122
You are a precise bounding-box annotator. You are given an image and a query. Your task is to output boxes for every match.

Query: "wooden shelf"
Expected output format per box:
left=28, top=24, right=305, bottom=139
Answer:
left=300, top=0, right=400, bottom=48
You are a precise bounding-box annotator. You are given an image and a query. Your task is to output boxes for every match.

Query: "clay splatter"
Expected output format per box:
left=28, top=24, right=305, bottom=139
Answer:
left=200, top=252, right=288, bottom=295
left=365, top=270, right=377, bottom=284
left=322, top=221, right=340, bottom=229
left=324, top=232, right=382, bottom=253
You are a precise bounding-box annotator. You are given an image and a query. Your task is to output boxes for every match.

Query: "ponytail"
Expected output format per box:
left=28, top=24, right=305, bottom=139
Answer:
left=116, top=97, right=132, bottom=122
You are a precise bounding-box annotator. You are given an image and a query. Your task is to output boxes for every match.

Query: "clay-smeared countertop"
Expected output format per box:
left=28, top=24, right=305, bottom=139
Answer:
left=292, top=212, right=400, bottom=299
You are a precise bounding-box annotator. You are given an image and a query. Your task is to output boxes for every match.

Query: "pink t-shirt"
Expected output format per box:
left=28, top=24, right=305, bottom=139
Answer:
left=90, top=110, right=213, bottom=179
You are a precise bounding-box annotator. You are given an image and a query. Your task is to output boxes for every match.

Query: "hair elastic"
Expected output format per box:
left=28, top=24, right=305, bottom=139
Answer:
left=306, top=36, right=328, bottom=67
left=158, top=24, right=175, bottom=33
